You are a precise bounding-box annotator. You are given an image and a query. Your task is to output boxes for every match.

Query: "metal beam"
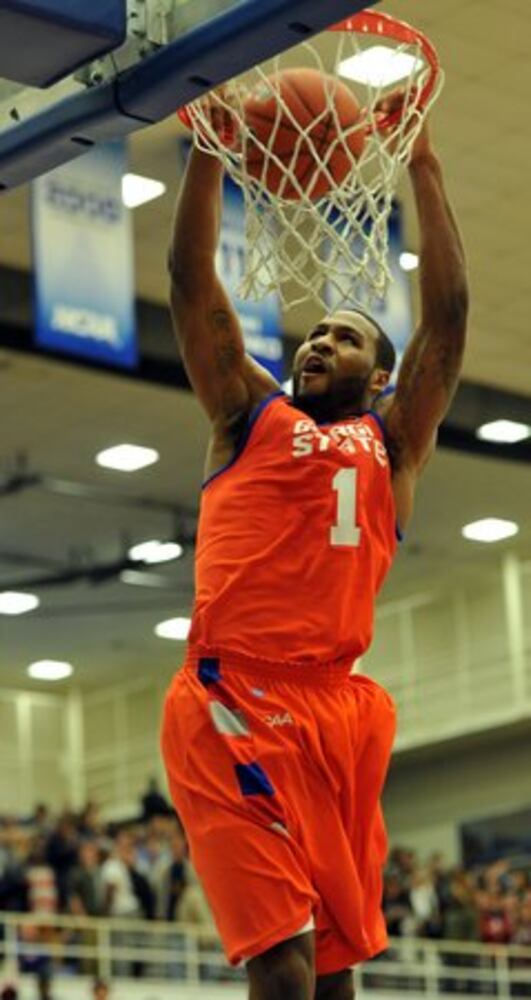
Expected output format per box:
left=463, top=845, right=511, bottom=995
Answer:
left=0, top=0, right=376, bottom=190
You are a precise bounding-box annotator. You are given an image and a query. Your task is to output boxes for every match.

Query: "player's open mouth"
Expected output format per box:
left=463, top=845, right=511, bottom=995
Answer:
left=301, top=355, right=328, bottom=376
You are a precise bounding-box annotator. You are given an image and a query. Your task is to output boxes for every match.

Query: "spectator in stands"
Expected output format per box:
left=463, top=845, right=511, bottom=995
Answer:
left=136, top=829, right=171, bottom=918
left=0, top=828, right=28, bottom=913
left=159, top=827, right=188, bottom=921
left=512, top=894, right=531, bottom=945
left=68, top=841, right=105, bottom=918
left=101, top=831, right=143, bottom=921
left=443, top=870, right=478, bottom=941
left=477, top=887, right=513, bottom=944
left=428, top=851, right=453, bottom=913
left=78, top=803, right=103, bottom=840
left=25, top=836, right=57, bottom=914
left=67, top=841, right=106, bottom=975
left=382, top=873, right=414, bottom=937
left=140, top=778, right=171, bottom=822
left=508, top=869, right=529, bottom=901
left=46, top=813, right=79, bottom=911
left=409, top=866, right=441, bottom=938
left=101, top=830, right=150, bottom=977
left=30, top=805, right=52, bottom=838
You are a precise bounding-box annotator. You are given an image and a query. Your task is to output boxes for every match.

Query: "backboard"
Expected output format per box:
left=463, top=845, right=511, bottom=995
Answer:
left=0, top=0, right=376, bottom=191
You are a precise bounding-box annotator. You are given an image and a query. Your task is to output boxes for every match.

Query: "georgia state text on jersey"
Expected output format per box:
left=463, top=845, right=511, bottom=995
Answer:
left=189, top=391, right=399, bottom=666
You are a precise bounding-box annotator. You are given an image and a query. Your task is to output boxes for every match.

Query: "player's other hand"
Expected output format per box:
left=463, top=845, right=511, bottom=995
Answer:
left=374, top=87, right=434, bottom=164
left=202, top=84, right=242, bottom=150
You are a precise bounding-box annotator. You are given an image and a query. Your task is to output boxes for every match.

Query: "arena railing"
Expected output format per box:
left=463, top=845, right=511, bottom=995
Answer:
left=0, top=911, right=529, bottom=998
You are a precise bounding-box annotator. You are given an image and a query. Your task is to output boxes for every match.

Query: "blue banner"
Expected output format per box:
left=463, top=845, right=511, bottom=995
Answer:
left=325, top=201, right=412, bottom=376
left=32, top=141, right=137, bottom=369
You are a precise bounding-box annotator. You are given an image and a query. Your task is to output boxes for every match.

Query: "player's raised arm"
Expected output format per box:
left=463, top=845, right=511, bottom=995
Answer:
left=168, top=145, right=278, bottom=425
left=381, top=112, right=468, bottom=521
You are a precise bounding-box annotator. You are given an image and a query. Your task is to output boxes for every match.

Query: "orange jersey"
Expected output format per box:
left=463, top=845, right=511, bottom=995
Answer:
left=190, top=391, right=398, bottom=665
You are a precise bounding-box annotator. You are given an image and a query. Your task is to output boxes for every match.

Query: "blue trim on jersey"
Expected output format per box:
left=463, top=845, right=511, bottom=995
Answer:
left=367, top=409, right=404, bottom=544
left=235, top=761, right=275, bottom=797
left=374, top=384, right=396, bottom=402
left=365, top=408, right=388, bottom=440
left=198, top=657, right=221, bottom=687
left=202, top=390, right=286, bottom=489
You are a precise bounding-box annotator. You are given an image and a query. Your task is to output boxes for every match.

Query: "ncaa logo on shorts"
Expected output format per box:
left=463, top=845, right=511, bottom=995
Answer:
left=264, top=711, right=294, bottom=727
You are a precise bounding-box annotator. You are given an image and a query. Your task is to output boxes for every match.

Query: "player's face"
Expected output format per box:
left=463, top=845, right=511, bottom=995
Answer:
left=292, top=311, right=380, bottom=419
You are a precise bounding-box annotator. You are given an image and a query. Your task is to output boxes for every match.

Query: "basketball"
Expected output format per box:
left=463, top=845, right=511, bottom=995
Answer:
left=243, top=67, right=366, bottom=200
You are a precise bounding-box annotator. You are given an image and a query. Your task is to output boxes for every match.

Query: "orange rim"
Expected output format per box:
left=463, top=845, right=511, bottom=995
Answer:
left=177, top=10, right=440, bottom=136
left=329, top=10, right=440, bottom=131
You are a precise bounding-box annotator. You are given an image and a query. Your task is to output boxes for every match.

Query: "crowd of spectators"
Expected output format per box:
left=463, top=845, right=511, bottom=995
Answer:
left=0, top=783, right=213, bottom=934
left=0, top=782, right=218, bottom=992
left=0, top=788, right=529, bottom=953
left=383, top=847, right=531, bottom=947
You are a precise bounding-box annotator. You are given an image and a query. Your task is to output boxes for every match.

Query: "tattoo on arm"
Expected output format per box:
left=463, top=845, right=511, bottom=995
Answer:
left=211, top=309, right=243, bottom=375
left=416, top=331, right=463, bottom=395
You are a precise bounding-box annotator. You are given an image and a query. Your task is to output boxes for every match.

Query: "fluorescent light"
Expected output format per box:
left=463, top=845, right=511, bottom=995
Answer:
left=128, top=540, right=183, bottom=564
left=96, top=444, right=159, bottom=472
left=155, top=617, right=191, bottom=641
left=461, top=518, right=519, bottom=544
left=120, top=570, right=169, bottom=588
left=399, top=251, right=419, bottom=272
left=28, top=660, right=73, bottom=681
left=122, top=173, right=166, bottom=209
left=476, top=420, right=531, bottom=444
left=0, top=592, right=40, bottom=616
left=338, top=46, right=422, bottom=87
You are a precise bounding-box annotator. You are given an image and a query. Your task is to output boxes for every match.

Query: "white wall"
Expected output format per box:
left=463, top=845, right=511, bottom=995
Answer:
left=383, top=726, right=531, bottom=864
left=364, top=553, right=531, bottom=751
left=0, top=688, right=81, bottom=814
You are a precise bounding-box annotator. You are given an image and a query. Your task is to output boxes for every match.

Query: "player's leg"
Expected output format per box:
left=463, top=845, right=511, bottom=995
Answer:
left=247, top=932, right=315, bottom=1000
left=315, top=968, right=355, bottom=999
left=161, top=667, right=319, bottom=973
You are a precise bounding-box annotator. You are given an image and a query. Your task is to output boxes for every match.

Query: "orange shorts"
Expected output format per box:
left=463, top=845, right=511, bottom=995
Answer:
left=161, top=648, right=396, bottom=976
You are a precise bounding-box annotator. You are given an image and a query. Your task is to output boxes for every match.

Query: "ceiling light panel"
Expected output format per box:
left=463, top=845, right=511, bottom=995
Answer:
left=461, top=518, right=519, bottom=544
left=476, top=420, right=531, bottom=444
left=96, top=444, right=159, bottom=471
left=338, top=46, right=422, bottom=87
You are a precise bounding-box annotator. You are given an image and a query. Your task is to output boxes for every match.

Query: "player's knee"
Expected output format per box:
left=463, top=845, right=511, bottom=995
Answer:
left=248, top=935, right=314, bottom=999
left=265, top=956, right=312, bottom=999
left=315, top=969, right=355, bottom=1000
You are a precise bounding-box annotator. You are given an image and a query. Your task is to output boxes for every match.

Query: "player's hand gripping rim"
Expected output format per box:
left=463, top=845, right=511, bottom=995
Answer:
left=373, top=85, right=433, bottom=162
left=192, top=83, right=243, bottom=151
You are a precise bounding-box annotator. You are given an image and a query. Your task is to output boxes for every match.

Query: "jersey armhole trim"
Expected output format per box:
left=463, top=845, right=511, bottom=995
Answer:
left=202, top=390, right=286, bottom=490
left=365, top=408, right=388, bottom=442
left=365, top=409, right=404, bottom=544
left=374, top=384, right=396, bottom=402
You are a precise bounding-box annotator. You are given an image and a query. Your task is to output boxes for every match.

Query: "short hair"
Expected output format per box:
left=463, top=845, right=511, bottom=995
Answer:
left=353, top=308, right=396, bottom=374
left=375, top=325, right=396, bottom=375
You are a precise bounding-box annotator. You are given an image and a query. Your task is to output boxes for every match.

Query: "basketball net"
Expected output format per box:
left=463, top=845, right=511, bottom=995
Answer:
left=179, top=11, right=443, bottom=311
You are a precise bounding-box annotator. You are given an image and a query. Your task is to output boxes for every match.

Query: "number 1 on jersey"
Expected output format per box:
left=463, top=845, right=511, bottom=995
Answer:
left=330, top=468, right=361, bottom=548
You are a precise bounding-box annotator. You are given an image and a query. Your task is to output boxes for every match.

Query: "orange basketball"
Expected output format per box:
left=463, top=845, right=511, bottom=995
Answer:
left=243, top=67, right=365, bottom=201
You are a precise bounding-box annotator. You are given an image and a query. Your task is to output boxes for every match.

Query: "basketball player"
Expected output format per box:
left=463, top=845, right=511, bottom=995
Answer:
left=162, top=93, right=468, bottom=1000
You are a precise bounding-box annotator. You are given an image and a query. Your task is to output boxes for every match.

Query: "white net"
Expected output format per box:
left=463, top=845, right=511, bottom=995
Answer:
left=181, top=11, right=443, bottom=311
